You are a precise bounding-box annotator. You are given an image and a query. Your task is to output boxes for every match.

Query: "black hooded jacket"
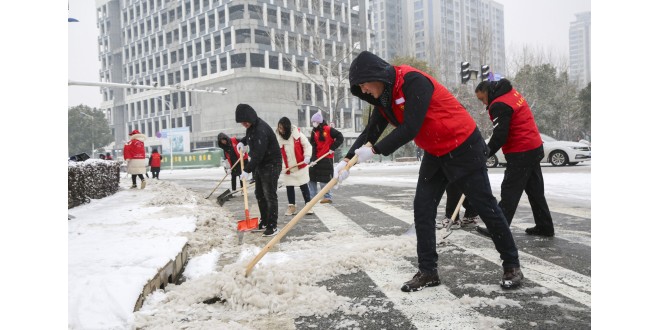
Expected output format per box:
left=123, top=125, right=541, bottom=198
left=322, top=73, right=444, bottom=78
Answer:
left=346, top=51, right=435, bottom=157
left=235, top=104, right=282, bottom=173
left=486, top=79, right=543, bottom=165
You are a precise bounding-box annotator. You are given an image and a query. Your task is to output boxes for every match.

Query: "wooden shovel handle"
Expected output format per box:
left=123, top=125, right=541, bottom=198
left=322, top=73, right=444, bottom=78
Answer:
left=239, top=149, right=250, bottom=215
left=245, top=143, right=370, bottom=276
left=206, top=160, right=240, bottom=198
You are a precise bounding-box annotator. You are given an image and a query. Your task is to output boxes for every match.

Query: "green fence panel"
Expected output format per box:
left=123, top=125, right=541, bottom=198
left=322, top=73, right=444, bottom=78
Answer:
left=160, top=151, right=223, bottom=169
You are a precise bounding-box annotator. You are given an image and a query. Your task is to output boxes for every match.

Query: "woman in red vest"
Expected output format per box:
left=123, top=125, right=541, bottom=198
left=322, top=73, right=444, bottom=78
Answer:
left=276, top=117, right=313, bottom=216
left=148, top=148, right=162, bottom=179
left=308, top=110, right=343, bottom=203
left=218, top=132, right=248, bottom=192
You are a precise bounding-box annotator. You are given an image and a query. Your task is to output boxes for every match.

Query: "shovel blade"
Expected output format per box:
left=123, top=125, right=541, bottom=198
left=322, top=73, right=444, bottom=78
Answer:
left=216, top=189, right=231, bottom=206
left=237, top=217, right=259, bottom=231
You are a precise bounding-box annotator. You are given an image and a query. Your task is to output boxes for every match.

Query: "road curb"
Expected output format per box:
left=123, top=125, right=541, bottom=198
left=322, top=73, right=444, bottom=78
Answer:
left=133, top=243, right=189, bottom=312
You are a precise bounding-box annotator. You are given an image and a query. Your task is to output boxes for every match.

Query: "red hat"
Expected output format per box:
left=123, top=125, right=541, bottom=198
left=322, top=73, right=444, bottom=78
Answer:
left=129, top=129, right=141, bottom=136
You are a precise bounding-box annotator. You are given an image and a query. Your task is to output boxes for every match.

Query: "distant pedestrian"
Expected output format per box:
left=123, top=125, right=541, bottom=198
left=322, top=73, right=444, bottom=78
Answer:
left=105, top=152, right=113, bottom=161
left=276, top=116, right=314, bottom=216
left=149, top=148, right=161, bottom=179
left=99, top=154, right=106, bottom=160
left=416, top=146, right=423, bottom=161
left=308, top=110, right=344, bottom=204
left=123, top=129, right=147, bottom=189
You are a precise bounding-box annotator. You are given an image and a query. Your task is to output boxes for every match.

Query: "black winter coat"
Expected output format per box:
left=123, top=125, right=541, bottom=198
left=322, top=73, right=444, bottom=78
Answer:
left=235, top=104, right=282, bottom=173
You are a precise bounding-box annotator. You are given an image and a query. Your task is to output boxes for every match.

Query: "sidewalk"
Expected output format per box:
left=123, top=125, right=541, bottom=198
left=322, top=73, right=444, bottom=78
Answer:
left=68, top=177, right=213, bottom=329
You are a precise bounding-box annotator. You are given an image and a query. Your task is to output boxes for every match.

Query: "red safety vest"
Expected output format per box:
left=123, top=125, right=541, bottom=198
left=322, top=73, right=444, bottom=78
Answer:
left=281, top=129, right=308, bottom=174
left=225, top=137, right=248, bottom=167
left=380, top=65, right=476, bottom=156
left=312, top=125, right=335, bottom=159
left=489, top=89, right=543, bottom=154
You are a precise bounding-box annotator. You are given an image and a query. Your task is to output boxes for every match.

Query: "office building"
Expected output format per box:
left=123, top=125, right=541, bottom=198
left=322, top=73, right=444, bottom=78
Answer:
left=569, top=11, right=591, bottom=88
left=95, top=0, right=373, bottom=153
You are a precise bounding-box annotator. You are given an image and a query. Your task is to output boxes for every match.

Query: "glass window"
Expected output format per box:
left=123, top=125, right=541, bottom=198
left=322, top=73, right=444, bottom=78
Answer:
left=229, top=5, right=244, bottom=21
left=248, top=4, right=261, bottom=19
left=210, top=59, right=217, bottom=73
left=250, top=53, right=265, bottom=68
left=269, top=55, right=279, bottom=69
left=214, top=34, right=221, bottom=50
left=235, top=29, right=251, bottom=44
left=231, top=53, right=246, bottom=68
left=255, top=29, right=270, bottom=46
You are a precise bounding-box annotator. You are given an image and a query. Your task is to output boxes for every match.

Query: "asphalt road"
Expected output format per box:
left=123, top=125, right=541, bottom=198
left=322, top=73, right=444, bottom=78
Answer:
left=164, top=162, right=591, bottom=329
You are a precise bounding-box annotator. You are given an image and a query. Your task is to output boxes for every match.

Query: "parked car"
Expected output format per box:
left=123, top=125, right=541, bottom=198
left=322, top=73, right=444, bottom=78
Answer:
left=485, top=133, right=591, bottom=167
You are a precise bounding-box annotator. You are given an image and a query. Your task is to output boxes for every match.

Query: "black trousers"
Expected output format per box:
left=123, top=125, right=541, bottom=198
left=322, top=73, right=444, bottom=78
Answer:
left=131, top=174, right=145, bottom=185
left=230, top=173, right=243, bottom=191
left=286, top=184, right=311, bottom=205
left=413, top=128, right=520, bottom=272
left=151, top=166, right=160, bottom=179
left=499, top=161, right=554, bottom=230
left=254, top=163, right=282, bottom=229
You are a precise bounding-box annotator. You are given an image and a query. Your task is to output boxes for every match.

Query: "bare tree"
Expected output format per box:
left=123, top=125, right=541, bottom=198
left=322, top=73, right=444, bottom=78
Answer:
left=257, top=0, right=361, bottom=129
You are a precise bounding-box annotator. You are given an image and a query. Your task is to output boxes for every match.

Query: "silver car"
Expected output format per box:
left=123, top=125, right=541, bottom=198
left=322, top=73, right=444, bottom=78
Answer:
left=486, top=133, right=591, bottom=167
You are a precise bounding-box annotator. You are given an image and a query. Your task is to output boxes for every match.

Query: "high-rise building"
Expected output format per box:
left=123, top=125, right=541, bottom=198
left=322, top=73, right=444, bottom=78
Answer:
left=569, top=12, right=591, bottom=88
left=370, top=0, right=404, bottom=61
left=389, top=0, right=505, bottom=86
left=95, top=0, right=373, bottom=153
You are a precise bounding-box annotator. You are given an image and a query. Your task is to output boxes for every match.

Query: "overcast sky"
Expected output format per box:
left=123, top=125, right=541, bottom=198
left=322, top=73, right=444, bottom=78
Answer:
left=67, top=0, right=591, bottom=108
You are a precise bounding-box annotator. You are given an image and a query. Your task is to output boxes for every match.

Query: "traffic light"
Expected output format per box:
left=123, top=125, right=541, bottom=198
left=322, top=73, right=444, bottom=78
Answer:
left=460, top=62, right=471, bottom=84
left=480, top=65, right=490, bottom=81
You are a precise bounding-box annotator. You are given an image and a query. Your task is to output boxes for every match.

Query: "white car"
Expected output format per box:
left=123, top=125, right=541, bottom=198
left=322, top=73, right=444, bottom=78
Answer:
left=486, top=133, right=591, bottom=167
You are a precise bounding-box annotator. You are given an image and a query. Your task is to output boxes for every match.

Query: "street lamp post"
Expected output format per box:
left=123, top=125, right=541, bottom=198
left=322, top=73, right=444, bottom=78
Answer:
left=156, top=95, right=174, bottom=173
left=80, top=112, right=95, bottom=158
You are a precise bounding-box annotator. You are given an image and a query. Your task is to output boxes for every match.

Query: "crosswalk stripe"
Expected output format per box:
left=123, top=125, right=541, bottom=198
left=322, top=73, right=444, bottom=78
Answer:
left=352, top=196, right=591, bottom=308
left=360, top=196, right=592, bottom=247
left=313, top=204, right=489, bottom=329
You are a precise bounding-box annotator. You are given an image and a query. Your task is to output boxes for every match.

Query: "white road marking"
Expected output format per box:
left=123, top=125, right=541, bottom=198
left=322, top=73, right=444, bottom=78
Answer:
left=352, top=196, right=591, bottom=307
left=312, top=204, right=494, bottom=329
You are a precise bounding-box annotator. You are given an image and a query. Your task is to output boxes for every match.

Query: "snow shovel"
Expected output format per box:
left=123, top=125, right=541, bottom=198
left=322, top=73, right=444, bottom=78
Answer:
left=216, top=182, right=256, bottom=206
left=244, top=143, right=370, bottom=277
left=205, top=160, right=240, bottom=199
left=236, top=150, right=259, bottom=232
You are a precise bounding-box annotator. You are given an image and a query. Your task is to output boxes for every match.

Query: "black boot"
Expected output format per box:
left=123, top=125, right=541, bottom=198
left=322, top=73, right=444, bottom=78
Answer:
left=401, top=271, right=441, bottom=292
left=525, top=226, right=554, bottom=237
left=501, top=267, right=524, bottom=289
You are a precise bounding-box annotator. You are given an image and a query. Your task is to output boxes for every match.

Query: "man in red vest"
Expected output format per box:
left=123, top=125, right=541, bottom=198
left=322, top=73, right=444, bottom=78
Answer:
left=335, top=51, right=523, bottom=292
left=475, top=79, right=554, bottom=237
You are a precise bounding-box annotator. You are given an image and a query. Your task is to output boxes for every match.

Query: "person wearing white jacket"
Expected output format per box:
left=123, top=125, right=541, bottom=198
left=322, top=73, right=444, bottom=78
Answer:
left=276, top=117, right=314, bottom=216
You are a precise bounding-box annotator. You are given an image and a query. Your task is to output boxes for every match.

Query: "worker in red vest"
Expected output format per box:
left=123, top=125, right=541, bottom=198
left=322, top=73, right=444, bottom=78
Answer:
left=149, top=148, right=162, bottom=179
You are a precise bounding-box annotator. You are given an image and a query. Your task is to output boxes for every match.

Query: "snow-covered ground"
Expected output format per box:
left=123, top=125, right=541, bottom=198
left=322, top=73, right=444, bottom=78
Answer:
left=66, top=162, right=591, bottom=329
